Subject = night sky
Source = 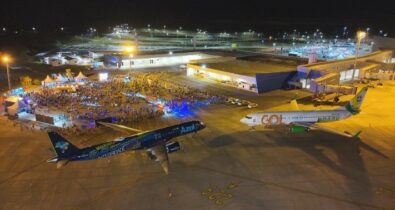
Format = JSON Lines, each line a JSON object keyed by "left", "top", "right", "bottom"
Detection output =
{"left": 1, "top": 0, "right": 395, "bottom": 33}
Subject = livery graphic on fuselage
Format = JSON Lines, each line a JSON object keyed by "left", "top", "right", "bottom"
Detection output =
{"left": 252, "top": 110, "right": 345, "bottom": 126}
{"left": 55, "top": 141, "right": 69, "bottom": 153}
{"left": 47, "top": 120, "right": 206, "bottom": 173}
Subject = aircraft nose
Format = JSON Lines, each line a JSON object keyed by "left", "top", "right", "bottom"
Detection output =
{"left": 199, "top": 121, "right": 206, "bottom": 129}
{"left": 240, "top": 118, "right": 247, "bottom": 125}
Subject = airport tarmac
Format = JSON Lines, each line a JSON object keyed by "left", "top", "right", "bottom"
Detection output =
{"left": 1, "top": 80, "right": 395, "bottom": 210}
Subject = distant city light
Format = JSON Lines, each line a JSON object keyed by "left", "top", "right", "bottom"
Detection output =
{"left": 3, "top": 55, "right": 10, "bottom": 63}
{"left": 357, "top": 31, "right": 367, "bottom": 40}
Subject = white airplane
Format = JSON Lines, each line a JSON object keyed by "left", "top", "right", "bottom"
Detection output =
{"left": 240, "top": 86, "right": 368, "bottom": 138}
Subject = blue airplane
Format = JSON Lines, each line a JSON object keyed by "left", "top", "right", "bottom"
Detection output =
{"left": 47, "top": 120, "right": 206, "bottom": 174}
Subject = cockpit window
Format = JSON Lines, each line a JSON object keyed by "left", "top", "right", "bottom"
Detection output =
{"left": 245, "top": 116, "right": 252, "bottom": 119}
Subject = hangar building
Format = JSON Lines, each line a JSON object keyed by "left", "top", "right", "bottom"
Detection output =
{"left": 187, "top": 57, "right": 297, "bottom": 93}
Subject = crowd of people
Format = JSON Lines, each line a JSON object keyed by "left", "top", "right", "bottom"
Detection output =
{"left": 128, "top": 72, "right": 225, "bottom": 107}
{"left": 21, "top": 72, "right": 225, "bottom": 131}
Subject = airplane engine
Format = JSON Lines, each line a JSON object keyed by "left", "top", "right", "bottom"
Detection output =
{"left": 146, "top": 142, "right": 181, "bottom": 161}
{"left": 147, "top": 151, "right": 158, "bottom": 161}
{"left": 166, "top": 141, "right": 181, "bottom": 153}
{"left": 289, "top": 126, "right": 309, "bottom": 133}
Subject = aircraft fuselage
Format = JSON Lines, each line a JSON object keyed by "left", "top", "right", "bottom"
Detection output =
{"left": 64, "top": 121, "right": 205, "bottom": 161}
{"left": 240, "top": 110, "right": 352, "bottom": 127}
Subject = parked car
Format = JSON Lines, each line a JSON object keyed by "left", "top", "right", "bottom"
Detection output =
{"left": 226, "top": 97, "right": 237, "bottom": 104}
{"left": 237, "top": 100, "right": 249, "bottom": 106}
{"left": 247, "top": 103, "right": 258, "bottom": 108}
{"left": 231, "top": 98, "right": 240, "bottom": 104}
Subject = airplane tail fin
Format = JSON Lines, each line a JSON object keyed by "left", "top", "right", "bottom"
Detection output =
{"left": 353, "top": 130, "right": 362, "bottom": 138}
{"left": 47, "top": 132, "right": 80, "bottom": 159}
{"left": 290, "top": 99, "right": 300, "bottom": 111}
{"left": 344, "top": 130, "right": 362, "bottom": 138}
{"left": 344, "top": 86, "right": 368, "bottom": 115}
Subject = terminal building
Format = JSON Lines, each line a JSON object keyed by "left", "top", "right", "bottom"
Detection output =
{"left": 186, "top": 50, "right": 395, "bottom": 94}
{"left": 297, "top": 50, "right": 395, "bottom": 93}
{"left": 187, "top": 57, "right": 299, "bottom": 93}
{"left": 115, "top": 49, "right": 394, "bottom": 95}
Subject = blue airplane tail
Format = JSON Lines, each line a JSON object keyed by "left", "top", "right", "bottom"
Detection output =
{"left": 48, "top": 132, "right": 80, "bottom": 159}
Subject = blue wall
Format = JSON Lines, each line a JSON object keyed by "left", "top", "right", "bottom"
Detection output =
{"left": 297, "top": 69, "right": 325, "bottom": 80}
{"left": 309, "top": 70, "right": 325, "bottom": 79}
{"left": 297, "top": 71, "right": 308, "bottom": 79}
{"left": 256, "top": 71, "right": 297, "bottom": 93}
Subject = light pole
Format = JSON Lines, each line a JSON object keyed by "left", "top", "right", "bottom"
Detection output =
{"left": 128, "top": 54, "right": 134, "bottom": 69}
{"left": 354, "top": 31, "right": 366, "bottom": 80}
{"left": 3, "top": 55, "right": 11, "bottom": 90}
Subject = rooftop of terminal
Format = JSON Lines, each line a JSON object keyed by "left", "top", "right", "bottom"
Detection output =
{"left": 188, "top": 57, "right": 297, "bottom": 76}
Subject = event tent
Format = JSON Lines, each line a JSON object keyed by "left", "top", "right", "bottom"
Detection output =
{"left": 75, "top": 71, "right": 88, "bottom": 81}
{"left": 55, "top": 74, "right": 68, "bottom": 83}
{"left": 42, "top": 75, "right": 56, "bottom": 87}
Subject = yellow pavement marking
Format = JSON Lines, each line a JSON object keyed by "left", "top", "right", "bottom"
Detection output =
{"left": 201, "top": 182, "right": 240, "bottom": 206}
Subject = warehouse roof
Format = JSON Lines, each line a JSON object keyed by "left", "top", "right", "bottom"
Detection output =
{"left": 188, "top": 59, "right": 296, "bottom": 76}
{"left": 299, "top": 50, "right": 392, "bottom": 70}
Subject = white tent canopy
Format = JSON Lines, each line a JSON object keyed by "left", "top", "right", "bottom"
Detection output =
{"left": 42, "top": 75, "right": 56, "bottom": 87}
{"left": 55, "top": 74, "right": 68, "bottom": 82}
{"left": 75, "top": 71, "right": 88, "bottom": 81}
{"left": 43, "top": 75, "right": 54, "bottom": 83}
{"left": 5, "top": 96, "right": 20, "bottom": 116}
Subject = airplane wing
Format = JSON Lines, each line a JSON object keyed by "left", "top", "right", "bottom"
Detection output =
{"left": 98, "top": 122, "right": 143, "bottom": 133}
{"left": 311, "top": 125, "right": 361, "bottom": 138}
{"left": 291, "top": 122, "right": 361, "bottom": 138}
{"left": 147, "top": 142, "right": 170, "bottom": 174}
{"left": 292, "top": 122, "right": 315, "bottom": 128}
